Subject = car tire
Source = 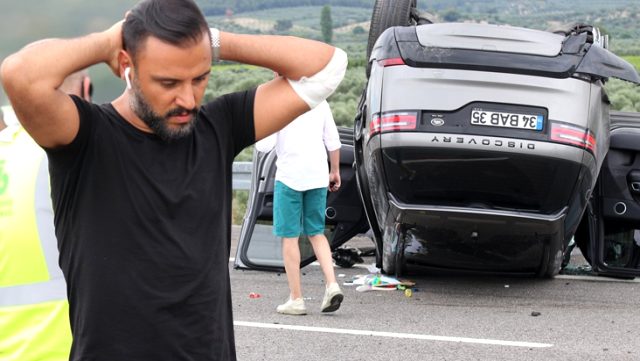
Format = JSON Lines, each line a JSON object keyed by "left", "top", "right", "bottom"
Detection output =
{"left": 539, "top": 248, "right": 563, "bottom": 278}
{"left": 381, "top": 239, "right": 396, "bottom": 276}
{"left": 394, "top": 231, "right": 407, "bottom": 278}
{"left": 354, "top": 137, "right": 384, "bottom": 267}
{"left": 381, "top": 224, "right": 408, "bottom": 276}
{"left": 365, "top": 0, "right": 417, "bottom": 78}
{"left": 574, "top": 212, "right": 592, "bottom": 264}
{"left": 561, "top": 241, "right": 574, "bottom": 269}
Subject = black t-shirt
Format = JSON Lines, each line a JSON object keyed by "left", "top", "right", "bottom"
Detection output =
{"left": 46, "top": 90, "right": 256, "bottom": 361}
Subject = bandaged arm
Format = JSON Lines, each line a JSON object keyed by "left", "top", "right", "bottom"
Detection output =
{"left": 286, "top": 48, "right": 348, "bottom": 109}
{"left": 209, "top": 29, "right": 346, "bottom": 109}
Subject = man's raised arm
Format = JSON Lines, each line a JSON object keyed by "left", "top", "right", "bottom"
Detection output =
{"left": 0, "top": 21, "right": 123, "bottom": 148}
{"left": 217, "top": 32, "right": 347, "bottom": 141}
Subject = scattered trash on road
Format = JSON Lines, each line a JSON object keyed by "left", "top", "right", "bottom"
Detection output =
{"left": 332, "top": 248, "right": 364, "bottom": 268}
{"left": 366, "top": 263, "right": 381, "bottom": 273}
{"left": 345, "top": 274, "right": 416, "bottom": 294}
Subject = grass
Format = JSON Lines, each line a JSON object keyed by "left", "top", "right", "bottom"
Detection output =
{"left": 623, "top": 56, "right": 640, "bottom": 71}
{"left": 206, "top": 5, "right": 370, "bottom": 50}
{"left": 210, "top": 6, "right": 371, "bottom": 30}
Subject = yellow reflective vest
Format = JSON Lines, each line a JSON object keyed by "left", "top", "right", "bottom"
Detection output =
{"left": 0, "top": 123, "right": 71, "bottom": 361}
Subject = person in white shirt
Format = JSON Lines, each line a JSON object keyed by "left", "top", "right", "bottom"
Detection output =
{"left": 255, "top": 100, "right": 344, "bottom": 315}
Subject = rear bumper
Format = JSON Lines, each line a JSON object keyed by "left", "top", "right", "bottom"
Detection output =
{"left": 374, "top": 131, "right": 594, "bottom": 215}
{"left": 385, "top": 194, "right": 567, "bottom": 273}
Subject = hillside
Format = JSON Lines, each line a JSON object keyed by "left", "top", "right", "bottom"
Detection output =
{"left": 205, "top": 0, "right": 640, "bottom": 55}
{"left": 2, "top": 0, "right": 639, "bottom": 60}
{"left": 0, "top": 0, "right": 138, "bottom": 104}
{"left": 0, "top": 0, "right": 639, "bottom": 105}
{"left": 198, "top": 0, "right": 373, "bottom": 15}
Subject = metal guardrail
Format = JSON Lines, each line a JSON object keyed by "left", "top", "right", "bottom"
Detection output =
{"left": 232, "top": 161, "right": 253, "bottom": 190}
{"left": 232, "top": 114, "right": 640, "bottom": 190}
{"left": 232, "top": 126, "right": 354, "bottom": 191}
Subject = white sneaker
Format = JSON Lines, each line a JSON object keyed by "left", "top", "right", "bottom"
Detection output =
{"left": 276, "top": 297, "right": 307, "bottom": 315}
{"left": 321, "top": 283, "right": 344, "bottom": 313}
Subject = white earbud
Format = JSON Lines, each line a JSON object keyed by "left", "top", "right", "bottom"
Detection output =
{"left": 124, "top": 67, "right": 132, "bottom": 90}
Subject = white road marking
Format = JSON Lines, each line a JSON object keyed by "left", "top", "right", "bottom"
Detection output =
{"left": 234, "top": 321, "right": 552, "bottom": 348}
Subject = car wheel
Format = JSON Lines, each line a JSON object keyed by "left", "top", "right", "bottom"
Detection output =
{"left": 574, "top": 212, "right": 592, "bottom": 264}
{"left": 394, "top": 231, "right": 407, "bottom": 278}
{"left": 381, "top": 224, "right": 408, "bottom": 276}
{"left": 365, "top": 0, "right": 417, "bottom": 78}
{"left": 354, "top": 136, "right": 384, "bottom": 267}
{"left": 539, "top": 248, "right": 563, "bottom": 278}
{"left": 561, "top": 238, "right": 576, "bottom": 269}
{"left": 381, "top": 241, "right": 396, "bottom": 276}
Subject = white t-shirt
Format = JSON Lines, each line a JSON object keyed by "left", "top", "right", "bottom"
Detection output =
{"left": 255, "top": 101, "right": 341, "bottom": 191}
{"left": 1, "top": 105, "right": 20, "bottom": 128}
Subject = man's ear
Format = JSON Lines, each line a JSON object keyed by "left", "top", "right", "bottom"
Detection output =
{"left": 118, "top": 50, "right": 133, "bottom": 87}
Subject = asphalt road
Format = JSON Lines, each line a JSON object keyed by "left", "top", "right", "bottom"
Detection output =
{"left": 229, "top": 227, "right": 640, "bottom": 361}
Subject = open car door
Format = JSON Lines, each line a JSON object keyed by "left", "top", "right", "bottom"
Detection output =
{"left": 577, "top": 111, "right": 640, "bottom": 278}
{"left": 234, "top": 127, "right": 370, "bottom": 272}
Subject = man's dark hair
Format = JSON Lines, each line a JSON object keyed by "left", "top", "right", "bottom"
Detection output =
{"left": 123, "top": 0, "right": 209, "bottom": 61}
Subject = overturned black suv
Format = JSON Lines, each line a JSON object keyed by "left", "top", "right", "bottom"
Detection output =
{"left": 235, "top": 0, "right": 640, "bottom": 279}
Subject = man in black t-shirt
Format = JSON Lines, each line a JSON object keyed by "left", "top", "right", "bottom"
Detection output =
{"left": 0, "top": 0, "right": 347, "bottom": 360}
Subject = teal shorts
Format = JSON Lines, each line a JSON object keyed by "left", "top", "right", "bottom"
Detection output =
{"left": 273, "top": 181, "right": 327, "bottom": 237}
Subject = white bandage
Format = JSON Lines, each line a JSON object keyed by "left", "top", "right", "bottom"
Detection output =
{"left": 286, "top": 47, "right": 348, "bottom": 109}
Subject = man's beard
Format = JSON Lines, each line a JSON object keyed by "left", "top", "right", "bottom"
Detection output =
{"left": 130, "top": 84, "right": 199, "bottom": 142}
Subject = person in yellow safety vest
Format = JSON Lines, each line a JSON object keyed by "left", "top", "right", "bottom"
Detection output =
{"left": 0, "top": 70, "right": 92, "bottom": 361}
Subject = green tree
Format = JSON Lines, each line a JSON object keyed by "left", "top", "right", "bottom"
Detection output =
{"left": 320, "top": 5, "right": 333, "bottom": 44}
{"left": 442, "top": 9, "right": 461, "bottom": 22}
{"left": 274, "top": 19, "right": 293, "bottom": 32}
{"left": 232, "top": 190, "right": 249, "bottom": 225}
{"left": 352, "top": 25, "right": 365, "bottom": 35}
{"left": 606, "top": 79, "right": 640, "bottom": 112}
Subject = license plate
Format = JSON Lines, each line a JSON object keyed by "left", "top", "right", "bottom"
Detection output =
{"left": 471, "top": 109, "right": 544, "bottom": 131}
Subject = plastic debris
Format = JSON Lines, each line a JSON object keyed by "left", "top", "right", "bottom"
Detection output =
{"left": 248, "top": 292, "right": 261, "bottom": 299}
{"left": 356, "top": 284, "right": 396, "bottom": 292}
{"left": 366, "top": 263, "right": 381, "bottom": 273}
{"left": 332, "top": 248, "right": 364, "bottom": 268}
{"left": 531, "top": 311, "right": 541, "bottom": 317}
{"left": 404, "top": 288, "right": 413, "bottom": 298}
{"left": 351, "top": 274, "right": 416, "bottom": 292}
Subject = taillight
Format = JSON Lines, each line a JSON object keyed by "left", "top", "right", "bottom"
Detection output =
{"left": 550, "top": 122, "right": 596, "bottom": 154}
{"left": 370, "top": 112, "right": 418, "bottom": 135}
{"left": 378, "top": 57, "right": 405, "bottom": 67}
